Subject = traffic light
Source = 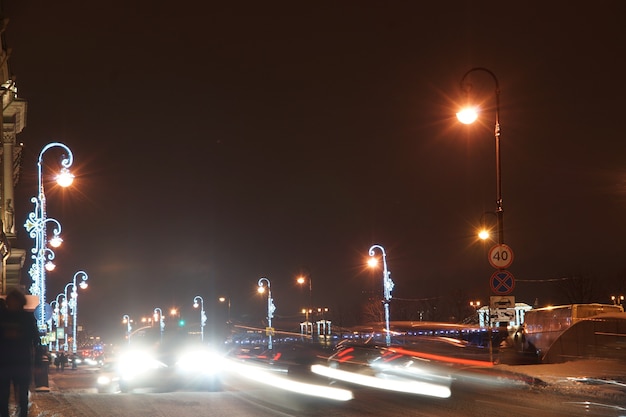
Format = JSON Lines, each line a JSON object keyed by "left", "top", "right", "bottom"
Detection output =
{"left": 178, "top": 319, "right": 185, "bottom": 327}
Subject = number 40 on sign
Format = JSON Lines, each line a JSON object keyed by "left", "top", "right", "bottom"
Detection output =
{"left": 488, "top": 244, "right": 514, "bottom": 269}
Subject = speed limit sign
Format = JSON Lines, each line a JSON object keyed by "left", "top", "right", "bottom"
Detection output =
{"left": 488, "top": 244, "right": 514, "bottom": 269}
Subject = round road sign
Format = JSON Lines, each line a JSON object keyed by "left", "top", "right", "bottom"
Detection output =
{"left": 490, "top": 270, "right": 515, "bottom": 295}
{"left": 488, "top": 244, "right": 514, "bottom": 269}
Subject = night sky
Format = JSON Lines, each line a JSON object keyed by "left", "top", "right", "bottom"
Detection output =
{"left": 3, "top": 1, "right": 626, "bottom": 340}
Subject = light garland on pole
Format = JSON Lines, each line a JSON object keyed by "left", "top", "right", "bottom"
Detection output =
{"left": 24, "top": 142, "right": 75, "bottom": 331}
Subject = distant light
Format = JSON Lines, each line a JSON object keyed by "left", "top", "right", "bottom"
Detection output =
{"left": 367, "top": 257, "right": 378, "bottom": 268}
{"left": 456, "top": 107, "right": 479, "bottom": 124}
{"left": 56, "top": 168, "right": 74, "bottom": 187}
{"left": 257, "top": 286, "right": 266, "bottom": 294}
{"left": 79, "top": 281, "right": 88, "bottom": 290}
{"left": 45, "top": 261, "right": 56, "bottom": 271}
{"left": 296, "top": 276, "right": 305, "bottom": 285}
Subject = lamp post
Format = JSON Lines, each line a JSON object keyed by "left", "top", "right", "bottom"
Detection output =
{"left": 218, "top": 296, "right": 231, "bottom": 323}
{"left": 611, "top": 295, "right": 624, "bottom": 306}
{"left": 66, "top": 271, "right": 88, "bottom": 353}
{"left": 122, "top": 315, "right": 132, "bottom": 345}
{"left": 154, "top": 308, "right": 164, "bottom": 343}
{"left": 368, "top": 244, "right": 394, "bottom": 346}
{"left": 296, "top": 275, "right": 313, "bottom": 320}
{"left": 456, "top": 68, "right": 504, "bottom": 246}
{"left": 257, "top": 277, "right": 276, "bottom": 350}
{"left": 193, "top": 296, "right": 206, "bottom": 342}
{"left": 50, "top": 297, "right": 62, "bottom": 351}
{"left": 53, "top": 293, "right": 67, "bottom": 352}
{"left": 24, "top": 142, "right": 75, "bottom": 331}
{"left": 62, "top": 282, "right": 74, "bottom": 351}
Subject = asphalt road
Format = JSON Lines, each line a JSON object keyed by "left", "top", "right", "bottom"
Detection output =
{"left": 26, "top": 364, "right": 626, "bottom": 417}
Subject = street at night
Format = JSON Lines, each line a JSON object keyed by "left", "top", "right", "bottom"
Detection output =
{"left": 0, "top": 1, "right": 625, "bottom": 416}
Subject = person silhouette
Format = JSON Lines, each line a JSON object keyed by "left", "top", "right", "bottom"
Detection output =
{"left": 0, "top": 289, "right": 41, "bottom": 417}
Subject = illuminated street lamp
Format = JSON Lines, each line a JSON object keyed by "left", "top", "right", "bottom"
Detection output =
{"left": 368, "top": 244, "right": 394, "bottom": 346}
{"left": 65, "top": 271, "right": 88, "bottom": 353}
{"left": 193, "top": 295, "right": 207, "bottom": 342}
{"left": 257, "top": 277, "right": 276, "bottom": 350}
{"left": 50, "top": 294, "right": 65, "bottom": 351}
{"left": 611, "top": 295, "right": 624, "bottom": 306}
{"left": 296, "top": 275, "right": 312, "bottom": 316}
{"left": 218, "top": 296, "right": 231, "bottom": 323}
{"left": 122, "top": 314, "right": 132, "bottom": 345}
{"left": 24, "top": 142, "right": 75, "bottom": 330}
{"left": 154, "top": 308, "right": 164, "bottom": 343}
{"left": 457, "top": 68, "right": 505, "bottom": 246}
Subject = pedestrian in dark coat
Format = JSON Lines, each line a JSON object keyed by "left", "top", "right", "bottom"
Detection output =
{"left": 0, "top": 289, "right": 41, "bottom": 417}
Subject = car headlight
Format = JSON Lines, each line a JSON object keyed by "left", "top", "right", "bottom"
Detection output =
{"left": 117, "top": 351, "right": 167, "bottom": 380}
{"left": 97, "top": 375, "right": 112, "bottom": 385}
{"left": 176, "top": 349, "right": 222, "bottom": 375}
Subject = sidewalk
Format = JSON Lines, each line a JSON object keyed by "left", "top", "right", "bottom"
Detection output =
{"left": 494, "top": 358, "right": 626, "bottom": 405}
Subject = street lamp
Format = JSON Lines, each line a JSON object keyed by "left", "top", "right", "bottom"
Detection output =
{"left": 24, "top": 142, "right": 75, "bottom": 330}
{"left": 218, "top": 296, "right": 231, "bottom": 323}
{"left": 66, "top": 271, "right": 88, "bottom": 353}
{"left": 457, "top": 68, "right": 504, "bottom": 246}
{"left": 193, "top": 296, "right": 207, "bottom": 342}
{"left": 296, "top": 275, "right": 312, "bottom": 319}
{"left": 611, "top": 295, "right": 624, "bottom": 306}
{"left": 50, "top": 295, "right": 64, "bottom": 351}
{"left": 257, "top": 277, "right": 276, "bottom": 350}
{"left": 368, "top": 244, "right": 394, "bottom": 346}
{"left": 154, "top": 308, "right": 164, "bottom": 343}
{"left": 122, "top": 314, "right": 132, "bottom": 345}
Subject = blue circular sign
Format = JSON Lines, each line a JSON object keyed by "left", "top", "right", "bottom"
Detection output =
{"left": 34, "top": 303, "right": 53, "bottom": 322}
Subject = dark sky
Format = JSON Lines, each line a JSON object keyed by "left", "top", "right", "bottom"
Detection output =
{"left": 3, "top": 1, "right": 626, "bottom": 339}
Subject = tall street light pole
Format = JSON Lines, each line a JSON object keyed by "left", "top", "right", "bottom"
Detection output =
{"left": 62, "top": 282, "right": 74, "bottom": 351}
{"left": 296, "top": 275, "right": 312, "bottom": 320}
{"left": 193, "top": 295, "right": 206, "bottom": 342}
{"left": 257, "top": 277, "right": 275, "bottom": 350}
{"left": 122, "top": 315, "right": 132, "bottom": 345}
{"left": 218, "top": 296, "right": 231, "bottom": 323}
{"left": 67, "top": 270, "right": 88, "bottom": 354}
{"left": 456, "top": 67, "right": 503, "bottom": 246}
{"left": 457, "top": 68, "right": 509, "bottom": 364}
{"left": 154, "top": 308, "right": 164, "bottom": 343}
{"left": 368, "top": 244, "right": 394, "bottom": 347}
{"left": 24, "top": 142, "right": 75, "bottom": 331}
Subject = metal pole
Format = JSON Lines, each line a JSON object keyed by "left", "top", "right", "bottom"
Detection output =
{"left": 459, "top": 67, "right": 503, "bottom": 245}
{"left": 194, "top": 296, "right": 205, "bottom": 342}
{"left": 369, "top": 244, "right": 394, "bottom": 346}
{"left": 258, "top": 277, "right": 275, "bottom": 350}
{"left": 154, "top": 308, "right": 164, "bottom": 343}
{"left": 123, "top": 314, "right": 131, "bottom": 344}
{"left": 24, "top": 142, "right": 74, "bottom": 330}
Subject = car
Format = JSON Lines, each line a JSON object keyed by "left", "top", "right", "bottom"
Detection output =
{"left": 96, "top": 350, "right": 173, "bottom": 393}
{"left": 173, "top": 346, "right": 223, "bottom": 391}
{"left": 96, "top": 342, "right": 224, "bottom": 394}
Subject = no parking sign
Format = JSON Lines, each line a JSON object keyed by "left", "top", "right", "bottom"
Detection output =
{"left": 490, "top": 270, "right": 515, "bottom": 295}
